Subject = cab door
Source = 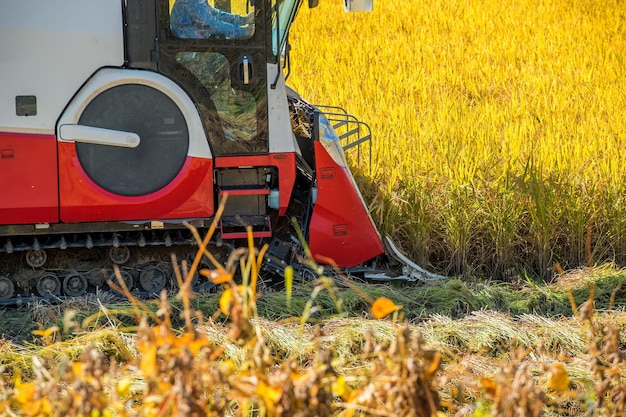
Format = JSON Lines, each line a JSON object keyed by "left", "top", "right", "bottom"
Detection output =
{"left": 159, "top": 0, "right": 268, "bottom": 158}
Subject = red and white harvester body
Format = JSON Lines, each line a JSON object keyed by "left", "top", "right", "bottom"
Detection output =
{"left": 0, "top": 0, "right": 434, "bottom": 301}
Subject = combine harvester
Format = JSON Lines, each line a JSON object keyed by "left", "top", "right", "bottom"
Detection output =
{"left": 0, "top": 0, "right": 443, "bottom": 303}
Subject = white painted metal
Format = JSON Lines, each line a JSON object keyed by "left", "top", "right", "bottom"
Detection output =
{"left": 0, "top": 0, "right": 124, "bottom": 134}
{"left": 57, "top": 68, "right": 213, "bottom": 159}
{"left": 266, "top": 63, "right": 297, "bottom": 154}
{"left": 59, "top": 125, "right": 140, "bottom": 148}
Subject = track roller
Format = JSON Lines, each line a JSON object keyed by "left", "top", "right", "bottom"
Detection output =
{"left": 25, "top": 249, "right": 47, "bottom": 268}
{"left": 86, "top": 269, "right": 107, "bottom": 288}
{"left": 170, "top": 262, "right": 200, "bottom": 288}
{"left": 109, "top": 246, "right": 130, "bottom": 265}
{"left": 139, "top": 264, "right": 168, "bottom": 293}
{"left": 0, "top": 277, "right": 15, "bottom": 300}
{"left": 109, "top": 270, "right": 134, "bottom": 293}
{"left": 63, "top": 272, "right": 88, "bottom": 296}
{"left": 36, "top": 273, "right": 61, "bottom": 296}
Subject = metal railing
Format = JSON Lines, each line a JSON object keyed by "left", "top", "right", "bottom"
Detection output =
{"left": 315, "top": 104, "right": 372, "bottom": 172}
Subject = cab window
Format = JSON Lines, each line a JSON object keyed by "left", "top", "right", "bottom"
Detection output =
{"left": 174, "top": 51, "right": 266, "bottom": 155}
{"left": 169, "top": 0, "right": 255, "bottom": 40}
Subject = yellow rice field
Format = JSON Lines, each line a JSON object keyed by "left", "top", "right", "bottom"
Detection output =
{"left": 4, "top": 3, "right": 626, "bottom": 416}
{"left": 288, "top": 0, "right": 626, "bottom": 279}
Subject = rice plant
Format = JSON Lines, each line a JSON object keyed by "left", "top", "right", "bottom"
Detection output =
{"left": 288, "top": 0, "right": 626, "bottom": 279}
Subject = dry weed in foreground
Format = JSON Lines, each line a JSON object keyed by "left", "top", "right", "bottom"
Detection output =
{"left": 463, "top": 284, "right": 626, "bottom": 417}
{"left": 475, "top": 349, "right": 546, "bottom": 417}
{"left": 0, "top": 226, "right": 446, "bottom": 417}
{"left": 571, "top": 284, "right": 626, "bottom": 416}
{"left": 2, "top": 253, "right": 626, "bottom": 416}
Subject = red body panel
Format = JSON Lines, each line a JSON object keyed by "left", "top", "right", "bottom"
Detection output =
{"left": 215, "top": 153, "right": 296, "bottom": 216}
{"left": 58, "top": 142, "right": 214, "bottom": 222}
{"left": 0, "top": 132, "right": 59, "bottom": 224}
{"left": 308, "top": 142, "right": 385, "bottom": 268}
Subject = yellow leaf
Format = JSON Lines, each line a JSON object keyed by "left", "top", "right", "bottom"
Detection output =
{"left": 13, "top": 369, "right": 21, "bottom": 386}
{"left": 285, "top": 265, "right": 293, "bottom": 309}
{"left": 219, "top": 285, "right": 244, "bottom": 315}
{"left": 332, "top": 375, "right": 348, "bottom": 399}
{"left": 140, "top": 345, "right": 158, "bottom": 378}
{"left": 371, "top": 297, "right": 402, "bottom": 319}
{"left": 14, "top": 382, "right": 36, "bottom": 404}
{"left": 425, "top": 351, "right": 441, "bottom": 376}
{"left": 220, "top": 287, "right": 236, "bottom": 315}
{"left": 256, "top": 381, "right": 282, "bottom": 408}
{"left": 178, "top": 332, "right": 208, "bottom": 356}
{"left": 32, "top": 326, "right": 59, "bottom": 338}
{"left": 481, "top": 377, "right": 497, "bottom": 397}
{"left": 547, "top": 362, "right": 570, "bottom": 392}
{"left": 219, "top": 359, "right": 236, "bottom": 377}
{"left": 72, "top": 362, "right": 84, "bottom": 377}
{"left": 200, "top": 268, "right": 232, "bottom": 285}
{"left": 116, "top": 377, "right": 133, "bottom": 398}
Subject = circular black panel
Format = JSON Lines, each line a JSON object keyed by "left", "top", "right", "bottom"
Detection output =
{"left": 76, "top": 84, "right": 189, "bottom": 196}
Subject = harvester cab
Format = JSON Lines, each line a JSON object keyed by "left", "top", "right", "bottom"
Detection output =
{"left": 0, "top": 0, "right": 441, "bottom": 302}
